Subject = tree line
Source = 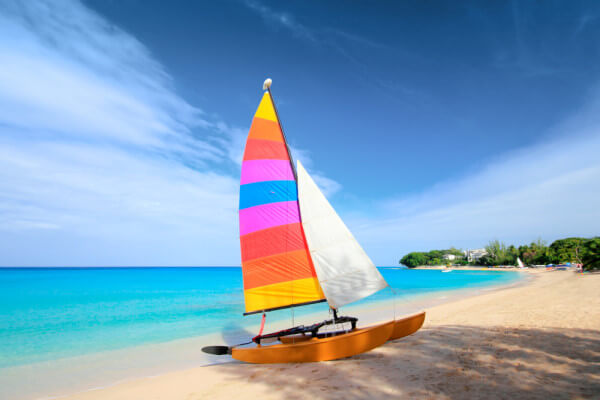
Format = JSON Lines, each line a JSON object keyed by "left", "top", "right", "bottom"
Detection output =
{"left": 399, "top": 248, "right": 467, "bottom": 269}
{"left": 399, "top": 236, "right": 600, "bottom": 271}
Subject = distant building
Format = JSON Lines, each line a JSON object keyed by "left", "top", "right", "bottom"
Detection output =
{"left": 464, "top": 248, "right": 488, "bottom": 263}
{"left": 442, "top": 254, "right": 457, "bottom": 261}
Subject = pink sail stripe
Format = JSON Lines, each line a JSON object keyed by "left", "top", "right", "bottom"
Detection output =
{"left": 240, "top": 159, "right": 294, "bottom": 185}
{"left": 239, "top": 201, "right": 300, "bottom": 235}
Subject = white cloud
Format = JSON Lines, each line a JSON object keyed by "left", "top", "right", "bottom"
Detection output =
{"left": 0, "top": 0, "right": 343, "bottom": 266}
{"left": 309, "top": 173, "right": 342, "bottom": 198}
{"left": 0, "top": 1, "right": 226, "bottom": 162}
{"left": 0, "top": 0, "right": 241, "bottom": 266}
{"left": 243, "top": 0, "right": 317, "bottom": 43}
{"left": 349, "top": 101, "right": 600, "bottom": 264}
{"left": 290, "top": 144, "right": 342, "bottom": 197}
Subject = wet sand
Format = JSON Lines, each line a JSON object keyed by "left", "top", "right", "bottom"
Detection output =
{"left": 59, "top": 270, "right": 600, "bottom": 400}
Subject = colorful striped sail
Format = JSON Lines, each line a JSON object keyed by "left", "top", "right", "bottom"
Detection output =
{"left": 239, "top": 91, "right": 325, "bottom": 315}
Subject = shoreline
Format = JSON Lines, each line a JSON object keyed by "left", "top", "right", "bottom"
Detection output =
{"left": 344, "top": 269, "right": 531, "bottom": 327}
{"left": 54, "top": 269, "right": 599, "bottom": 400}
{"left": 0, "top": 270, "right": 527, "bottom": 400}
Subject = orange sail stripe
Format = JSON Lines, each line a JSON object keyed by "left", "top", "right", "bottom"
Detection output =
{"left": 240, "top": 223, "right": 306, "bottom": 262}
{"left": 242, "top": 249, "right": 317, "bottom": 290}
{"left": 248, "top": 117, "right": 285, "bottom": 142}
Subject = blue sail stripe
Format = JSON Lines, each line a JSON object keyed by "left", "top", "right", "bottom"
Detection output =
{"left": 239, "top": 180, "right": 297, "bottom": 210}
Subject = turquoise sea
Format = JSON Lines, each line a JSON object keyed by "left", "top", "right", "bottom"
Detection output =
{"left": 0, "top": 267, "right": 522, "bottom": 370}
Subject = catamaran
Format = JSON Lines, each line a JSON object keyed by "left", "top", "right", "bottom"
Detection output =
{"left": 202, "top": 79, "right": 425, "bottom": 363}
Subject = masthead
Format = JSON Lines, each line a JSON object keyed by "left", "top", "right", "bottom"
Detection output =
{"left": 263, "top": 78, "right": 272, "bottom": 91}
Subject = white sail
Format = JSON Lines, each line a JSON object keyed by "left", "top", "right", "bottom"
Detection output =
{"left": 517, "top": 257, "right": 525, "bottom": 268}
{"left": 297, "top": 160, "right": 388, "bottom": 309}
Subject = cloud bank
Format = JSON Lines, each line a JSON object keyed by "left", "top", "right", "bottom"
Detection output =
{"left": 0, "top": 0, "right": 343, "bottom": 266}
{"left": 0, "top": 0, "right": 240, "bottom": 266}
{"left": 351, "top": 94, "right": 600, "bottom": 264}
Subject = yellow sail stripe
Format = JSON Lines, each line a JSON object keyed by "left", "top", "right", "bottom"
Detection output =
{"left": 254, "top": 92, "right": 278, "bottom": 122}
{"left": 243, "top": 277, "right": 325, "bottom": 313}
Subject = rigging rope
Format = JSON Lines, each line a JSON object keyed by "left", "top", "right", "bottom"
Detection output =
{"left": 390, "top": 287, "right": 398, "bottom": 321}
{"left": 258, "top": 312, "right": 266, "bottom": 336}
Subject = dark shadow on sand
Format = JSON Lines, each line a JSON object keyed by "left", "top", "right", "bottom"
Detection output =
{"left": 212, "top": 325, "right": 600, "bottom": 399}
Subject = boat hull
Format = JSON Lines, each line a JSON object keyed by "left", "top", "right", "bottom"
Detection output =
{"left": 278, "top": 311, "right": 426, "bottom": 345}
{"left": 389, "top": 311, "right": 426, "bottom": 340}
{"left": 231, "top": 320, "right": 394, "bottom": 363}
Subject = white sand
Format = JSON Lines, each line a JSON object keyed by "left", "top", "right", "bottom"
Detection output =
{"left": 57, "top": 270, "right": 600, "bottom": 400}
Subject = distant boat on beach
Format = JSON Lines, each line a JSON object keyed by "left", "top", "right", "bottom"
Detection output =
{"left": 202, "top": 79, "right": 425, "bottom": 363}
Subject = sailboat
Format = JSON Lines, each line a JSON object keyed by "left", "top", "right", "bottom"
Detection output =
{"left": 202, "top": 79, "right": 425, "bottom": 363}
{"left": 517, "top": 257, "right": 525, "bottom": 268}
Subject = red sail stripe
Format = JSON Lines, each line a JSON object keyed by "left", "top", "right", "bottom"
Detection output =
{"left": 240, "top": 223, "right": 306, "bottom": 262}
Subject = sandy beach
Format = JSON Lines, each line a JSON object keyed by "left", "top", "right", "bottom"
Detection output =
{"left": 56, "top": 270, "right": 599, "bottom": 400}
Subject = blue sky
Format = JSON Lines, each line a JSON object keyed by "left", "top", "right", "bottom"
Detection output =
{"left": 1, "top": 0, "right": 599, "bottom": 266}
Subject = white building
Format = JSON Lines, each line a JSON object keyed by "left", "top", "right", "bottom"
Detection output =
{"left": 442, "top": 254, "right": 457, "bottom": 261}
{"left": 464, "top": 248, "right": 488, "bottom": 263}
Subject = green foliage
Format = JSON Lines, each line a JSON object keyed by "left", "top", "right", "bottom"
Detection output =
{"left": 399, "top": 249, "right": 467, "bottom": 268}
{"left": 477, "top": 240, "right": 518, "bottom": 266}
{"left": 400, "top": 252, "right": 429, "bottom": 268}
{"left": 447, "top": 247, "right": 464, "bottom": 256}
{"left": 400, "top": 236, "right": 600, "bottom": 269}
{"left": 582, "top": 238, "right": 600, "bottom": 271}
{"left": 549, "top": 238, "right": 585, "bottom": 264}
{"left": 477, "top": 237, "right": 585, "bottom": 266}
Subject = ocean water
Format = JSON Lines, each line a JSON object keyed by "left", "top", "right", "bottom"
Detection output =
{"left": 0, "top": 267, "right": 521, "bottom": 370}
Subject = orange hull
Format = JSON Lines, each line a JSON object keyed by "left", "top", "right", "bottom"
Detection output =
{"left": 279, "top": 311, "right": 426, "bottom": 345}
{"left": 389, "top": 311, "right": 426, "bottom": 340}
{"left": 231, "top": 312, "right": 426, "bottom": 364}
{"left": 231, "top": 320, "right": 394, "bottom": 363}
